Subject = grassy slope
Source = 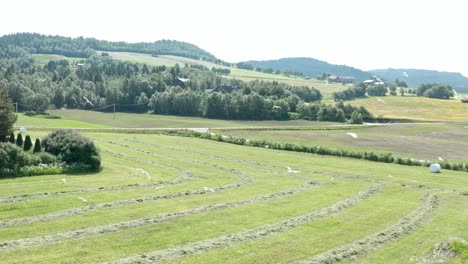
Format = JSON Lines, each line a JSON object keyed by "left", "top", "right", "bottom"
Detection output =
{"left": 0, "top": 133, "right": 466, "bottom": 263}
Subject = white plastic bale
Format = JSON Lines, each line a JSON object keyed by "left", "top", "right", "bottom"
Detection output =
{"left": 429, "top": 163, "right": 441, "bottom": 173}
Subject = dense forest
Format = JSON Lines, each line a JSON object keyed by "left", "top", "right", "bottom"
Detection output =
{"left": 245, "top": 57, "right": 372, "bottom": 81}
{"left": 0, "top": 33, "right": 374, "bottom": 123}
{"left": 0, "top": 33, "right": 218, "bottom": 62}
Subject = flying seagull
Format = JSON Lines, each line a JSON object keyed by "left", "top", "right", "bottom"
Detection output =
{"left": 83, "top": 96, "right": 94, "bottom": 107}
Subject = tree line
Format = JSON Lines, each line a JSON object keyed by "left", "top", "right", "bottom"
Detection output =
{"left": 0, "top": 33, "right": 217, "bottom": 62}
{"left": 1, "top": 54, "right": 348, "bottom": 121}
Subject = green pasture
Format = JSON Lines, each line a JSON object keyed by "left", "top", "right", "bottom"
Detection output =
{"left": 0, "top": 132, "right": 466, "bottom": 263}
{"left": 15, "top": 109, "right": 336, "bottom": 129}
{"left": 31, "top": 54, "right": 86, "bottom": 65}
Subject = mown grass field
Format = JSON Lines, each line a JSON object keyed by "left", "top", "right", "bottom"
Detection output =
{"left": 350, "top": 96, "right": 468, "bottom": 122}
{"left": 0, "top": 131, "right": 467, "bottom": 263}
{"left": 218, "top": 123, "right": 468, "bottom": 163}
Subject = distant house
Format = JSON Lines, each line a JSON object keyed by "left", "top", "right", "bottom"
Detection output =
{"left": 76, "top": 63, "right": 85, "bottom": 67}
{"left": 461, "top": 98, "right": 468, "bottom": 103}
{"left": 174, "top": 78, "right": 189, "bottom": 88}
{"left": 206, "top": 85, "right": 241, "bottom": 94}
{"left": 363, "top": 79, "right": 385, "bottom": 86}
{"left": 328, "top": 75, "right": 355, "bottom": 84}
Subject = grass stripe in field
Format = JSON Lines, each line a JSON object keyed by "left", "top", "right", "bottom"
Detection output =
{"left": 0, "top": 181, "right": 368, "bottom": 263}
{"left": 170, "top": 187, "right": 425, "bottom": 264}
{"left": 0, "top": 180, "right": 318, "bottom": 251}
{"left": 105, "top": 184, "right": 383, "bottom": 264}
{"left": 348, "top": 193, "right": 467, "bottom": 264}
{"left": 294, "top": 194, "right": 439, "bottom": 264}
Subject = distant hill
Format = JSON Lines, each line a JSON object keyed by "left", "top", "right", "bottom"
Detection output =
{"left": 369, "top": 69, "right": 468, "bottom": 92}
{"left": 245, "top": 57, "right": 372, "bottom": 81}
{"left": 0, "top": 33, "right": 217, "bottom": 61}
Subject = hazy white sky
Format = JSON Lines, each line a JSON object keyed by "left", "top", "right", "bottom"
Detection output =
{"left": 1, "top": 0, "right": 467, "bottom": 76}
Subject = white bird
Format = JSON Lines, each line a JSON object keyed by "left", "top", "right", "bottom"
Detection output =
{"left": 203, "top": 187, "right": 215, "bottom": 192}
{"left": 438, "top": 157, "right": 444, "bottom": 162}
{"left": 286, "top": 166, "right": 299, "bottom": 173}
{"left": 77, "top": 196, "right": 88, "bottom": 202}
{"left": 346, "top": 132, "right": 358, "bottom": 139}
{"left": 61, "top": 178, "right": 66, "bottom": 184}
{"left": 376, "top": 97, "right": 387, "bottom": 104}
{"left": 265, "top": 145, "right": 269, "bottom": 148}
{"left": 83, "top": 96, "right": 95, "bottom": 107}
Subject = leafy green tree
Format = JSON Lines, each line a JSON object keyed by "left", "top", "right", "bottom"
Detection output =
{"left": 27, "top": 94, "right": 50, "bottom": 114}
{"left": 16, "top": 133, "right": 23, "bottom": 147}
{"left": 0, "top": 84, "right": 17, "bottom": 142}
{"left": 33, "top": 138, "right": 42, "bottom": 153}
{"left": 23, "top": 135, "right": 33, "bottom": 151}
{"left": 349, "top": 110, "right": 363, "bottom": 124}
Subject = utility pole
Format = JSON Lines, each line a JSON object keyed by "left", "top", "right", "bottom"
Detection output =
{"left": 113, "top": 104, "right": 116, "bottom": 119}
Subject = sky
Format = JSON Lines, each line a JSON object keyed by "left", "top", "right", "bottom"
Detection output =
{"left": 1, "top": 0, "right": 467, "bottom": 76}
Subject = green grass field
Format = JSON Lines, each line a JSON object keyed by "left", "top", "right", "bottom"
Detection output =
{"left": 31, "top": 54, "right": 86, "bottom": 65}
{"left": 0, "top": 132, "right": 466, "bottom": 263}
{"left": 15, "top": 109, "right": 338, "bottom": 130}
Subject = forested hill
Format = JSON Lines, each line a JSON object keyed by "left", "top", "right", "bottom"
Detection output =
{"left": 369, "top": 69, "right": 468, "bottom": 92}
{"left": 0, "top": 33, "right": 218, "bottom": 61}
{"left": 245, "top": 57, "right": 372, "bottom": 81}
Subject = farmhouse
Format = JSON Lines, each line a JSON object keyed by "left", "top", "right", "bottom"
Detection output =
{"left": 174, "top": 78, "right": 189, "bottom": 88}
{"left": 328, "top": 75, "right": 356, "bottom": 84}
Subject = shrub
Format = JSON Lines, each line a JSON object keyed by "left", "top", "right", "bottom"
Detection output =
{"left": 42, "top": 129, "right": 101, "bottom": 170}
{"left": 9, "top": 132, "right": 15, "bottom": 144}
{"left": 33, "top": 138, "right": 42, "bottom": 153}
{"left": 16, "top": 133, "right": 23, "bottom": 147}
{"left": 0, "top": 143, "right": 30, "bottom": 172}
{"left": 23, "top": 135, "right": 33, "bottom": 151}
{"left": 38, "top": 152, "right": 58, "bottom": 164}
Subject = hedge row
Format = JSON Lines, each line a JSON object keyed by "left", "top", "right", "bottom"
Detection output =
{"left": 166, "top": 130, "right": 467, "bottom": 172}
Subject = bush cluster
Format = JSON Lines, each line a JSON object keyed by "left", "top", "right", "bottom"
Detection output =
{"left": 0, "top": 143, "right": 57, "bottom": 175}
{"left": 42, "top": 129, "right": 101, "bottom": 170}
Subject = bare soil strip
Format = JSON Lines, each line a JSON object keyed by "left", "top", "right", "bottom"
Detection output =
{"left": 294, "top": 193, "right": 439, "bottom": 264}
{"left": 0, "top": 181, "right": 318, "bottom": 251}
{"left": 105, "top": 184, "right": 383, "bottom": 264}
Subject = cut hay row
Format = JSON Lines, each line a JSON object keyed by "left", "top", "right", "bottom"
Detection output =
{"left": 295, "top": 194, "right": 439, "bottom": 264}
{"left": 105, "top": 184, "right": 383, "bottom": 264}
{"left": 0, "top": 181, "right": 319, "bottom": 252}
